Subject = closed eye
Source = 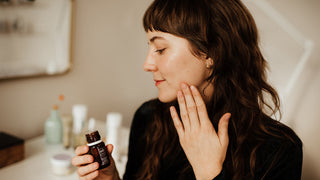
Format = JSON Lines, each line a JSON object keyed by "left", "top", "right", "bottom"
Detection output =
{"left": 155, "top": 48, "right": 166, "bottom": 55}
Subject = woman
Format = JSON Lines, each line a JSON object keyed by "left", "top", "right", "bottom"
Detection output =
{"left": 72, "top": 0, "right": 302, "bottom": 179}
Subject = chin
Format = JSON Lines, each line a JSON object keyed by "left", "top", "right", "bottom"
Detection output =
{"left": 158, "top": 93, "right": 177, "bottom": 103}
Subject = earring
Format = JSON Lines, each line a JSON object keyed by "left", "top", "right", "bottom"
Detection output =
{"left": 206, "top": 60, "right": 213, "bottom": 68}
{"left": 206, "top": 62, "right": 210, "bottom": 68}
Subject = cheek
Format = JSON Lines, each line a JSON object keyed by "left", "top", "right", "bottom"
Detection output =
{"left": 163, "top": 59, "right": 186, "bottom": 85}
{"left": 167, "top": 61, "right": 207, "bottom": 86}
{"left": 161, "top": 50, "right": 207, "bottom": 87}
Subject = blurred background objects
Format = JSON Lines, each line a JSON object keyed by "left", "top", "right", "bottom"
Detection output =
{"left": 0, "top": 0, "right": 319, "bottom": 179}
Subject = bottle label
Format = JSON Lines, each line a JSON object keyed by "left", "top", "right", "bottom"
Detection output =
{"left": 98, "top": 148, "right": 109, "bottom": 165}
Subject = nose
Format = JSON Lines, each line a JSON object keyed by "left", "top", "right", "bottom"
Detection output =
{"left": 143, "top": 51, "right": 157, "bottom": 72}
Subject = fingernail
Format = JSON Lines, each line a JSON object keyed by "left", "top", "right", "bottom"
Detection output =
{"left": 170, "top": 106, "right": 175, "bottom": 112}
{"left": 94, "top": 162, "right": 100, "bottom": 169}
{"left": 88, "top": 156, "right": 94, "bottom": 162}
{"left": 190, "top": 85, "right": 196, "bottom": 91}
{"left": 181, "top": 83, "right": 188, "bottom": 89}
{"left": 225, "top": 113, "right": 231, "bottom": 120}
{"left": 177, "top": 90, "right": 183, "bottom": 97}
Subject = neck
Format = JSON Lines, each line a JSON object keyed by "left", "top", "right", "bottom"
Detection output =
{"left": 201, "top": 82, "right": 214, "bottom": 104}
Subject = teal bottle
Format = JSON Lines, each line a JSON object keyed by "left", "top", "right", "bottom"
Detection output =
{"left": 45, "top": 105, "right": 63, "bottom": 144}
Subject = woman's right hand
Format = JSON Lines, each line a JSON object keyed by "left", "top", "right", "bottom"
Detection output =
{"left": 71, "top": 144, "right": 119, "bottom": 180}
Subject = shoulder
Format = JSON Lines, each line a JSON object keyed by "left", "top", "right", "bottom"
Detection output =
{"left": 133, "top": 99, "right": 158, "bottom": 121}
{"left": 258, "top": 131, "right": 302, "bottom": 162}
{"left": 130, "top": 99, "right": 159, "bottom": 130}
{"left": 263, "top": 118, "right": 302, "bottom": 149}
{"left": 255, "top": 118, "right": 303, "bottom": 178}
{"left": 134, "top": 99, "right": 157, "bottom": 116}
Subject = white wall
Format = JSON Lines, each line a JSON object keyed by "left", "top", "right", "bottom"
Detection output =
{"left": 0, "top": 0, "right": 319, "bottom": 179}
{"left": 246, "top": 1, "right": 320, "bottom": 179}
{"left": 0, "top": 0, "right": 156, "bottom": 138}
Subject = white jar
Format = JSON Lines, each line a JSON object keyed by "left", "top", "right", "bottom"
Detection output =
{"left": 50, "top": 153, "right": 73, "bottom": 176}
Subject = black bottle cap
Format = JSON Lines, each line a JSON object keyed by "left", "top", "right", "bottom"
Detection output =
{"left": 85, "top": 130, "right": 101, "bottom": 143}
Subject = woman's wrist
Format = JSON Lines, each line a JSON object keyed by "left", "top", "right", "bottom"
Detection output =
{"left": 112, "top": 170, "right": 120, "bottom": 180}
{"left": 97, "top": 163, "right": 120, "bottom": 180}
{"left": 194, "top": 165, "right": 223, "bottom": 180}
{"left": 101, "top": 172, "right": 120, "bottom": 180}
{"left": 105, "top": 169, "right": 120, "bottom": 180}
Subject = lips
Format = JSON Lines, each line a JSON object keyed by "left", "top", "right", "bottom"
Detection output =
{"left": 154, "top": 79, "right": 165, "bottom": 86}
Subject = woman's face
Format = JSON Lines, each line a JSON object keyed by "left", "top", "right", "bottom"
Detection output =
{"left": 143, "top": 31, "right": 213, "bottom": 103}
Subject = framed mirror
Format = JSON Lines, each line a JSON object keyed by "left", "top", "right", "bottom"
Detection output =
{"left": 0, "top": 0, "right": 73, "bottom": 80}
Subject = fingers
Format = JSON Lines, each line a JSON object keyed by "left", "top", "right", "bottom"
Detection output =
{"left": 181, "top": 83, "right": 200, "bottom": 129}
{"left": 73, "top": 144, "right": 117, "bottom": 179}
{"left": 77, "top": 162, "right": 99, "bottom": 176}
{"left": 75, "top": 145, "right": 89, "bottom": 156}
{"left": 72, "top": 153, "right": 98, "bottom": 179}
{"left": 190, "top": 85, "right": 210, "bottom": 126}
{"left": 106, "top": 144, "right": 116, "bottom": 164}
{"left": 177, "top": 90, "right": 191, "bottom": 131}
{"left": 176, "top": 83, "right": 211, "bottom": 132}
{"left": 106, "top": 144, "right": 114, "bottom": 154}
{"left": 170, "top": 106, "right": 184, "bottom": 136}
{"left": 218, "top": 113, "right": 231, "bottom": 148}
{"left": 72, "top": 154, "right": 94, "bottom": 167}
{"left": 79, "top": 170, "right": 99, "bottom": 180}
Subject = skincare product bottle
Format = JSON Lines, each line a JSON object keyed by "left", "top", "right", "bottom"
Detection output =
{"left": 88, "top": 118, "right": 96, "bottom": 132}
{"left": 61, "top": 114, "right": 72, "bottom": 148}
{"left": 106, "top": 112, "right": 122, "bottom": 161}
{"left": 86, "top": 130, "right": 110, "bottom": 169}
{"left": 45, "top": 105, "right": 63, "bottom": 144}
{"left": 72, "top": 104, "right": 87, "bottom": 149}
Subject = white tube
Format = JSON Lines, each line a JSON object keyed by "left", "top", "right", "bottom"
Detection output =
{"left": 106, "top": 112, "right": 122, "bottom": 161}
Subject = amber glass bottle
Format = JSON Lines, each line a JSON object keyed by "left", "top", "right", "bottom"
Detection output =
{"left": 85, "top": 131, "right": 110, "bottom": 169}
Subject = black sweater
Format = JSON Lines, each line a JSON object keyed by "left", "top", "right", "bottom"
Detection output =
{"left": 123, "top": 100, "right": 302, "bottom": 180}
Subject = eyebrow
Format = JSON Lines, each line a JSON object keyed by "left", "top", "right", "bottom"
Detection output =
{"left": 148, "top": 36, "right": 165, "bottom": 43}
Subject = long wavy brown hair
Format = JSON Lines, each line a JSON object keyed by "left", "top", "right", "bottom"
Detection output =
{"left": 136, "top": 0, "right": 300, "bottom": 179}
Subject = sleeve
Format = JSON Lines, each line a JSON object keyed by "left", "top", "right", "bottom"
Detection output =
{"left": 258, "top": 140, "right": 303, "bottom": 180}
{"left": 122, "top": 101, "right": 154, "bottom": 180}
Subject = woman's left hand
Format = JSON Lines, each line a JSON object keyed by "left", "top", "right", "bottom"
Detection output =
{"left": 170, "top": 83, "right": 231, "bottom": 180}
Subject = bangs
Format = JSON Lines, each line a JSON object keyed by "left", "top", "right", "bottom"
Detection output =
{"left": 143, "top": 0, "right": 206, "bottom": 37}
{"left": 143, "top": 0, "right": 210, "bottom": 57}
{"left": 143, "top": 0, "right": 178, "bottom": 33}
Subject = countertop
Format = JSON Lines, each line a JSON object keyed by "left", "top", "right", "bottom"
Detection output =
{"left": 0, "top": 127, "right": 129, "bottom": 180}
